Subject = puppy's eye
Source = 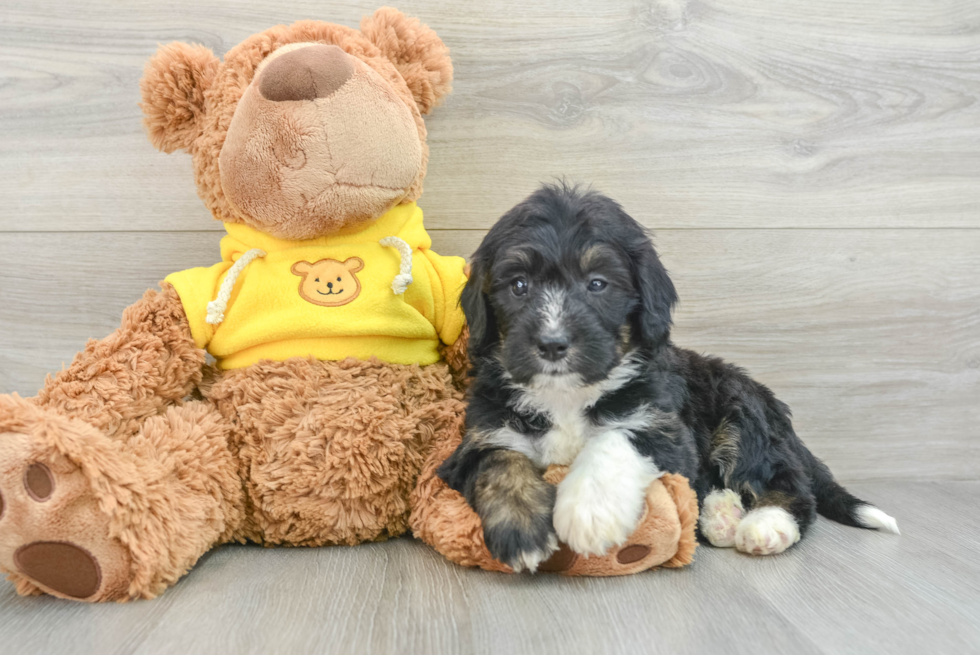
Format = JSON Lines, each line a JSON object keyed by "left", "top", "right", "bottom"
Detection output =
{"left": 588, "top": 278, "right": 608, "bottom": 292}
{"left": 511, "top": 277, "right": 529, "bottom": 296}
{"left": 315, "top": 278, "right": 320, "bottom": 282}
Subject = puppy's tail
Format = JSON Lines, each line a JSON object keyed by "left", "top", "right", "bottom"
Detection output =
{"left": 808, "top": 454, "right": 900, "bottom": 535}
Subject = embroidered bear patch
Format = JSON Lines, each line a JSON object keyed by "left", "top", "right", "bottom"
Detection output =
{"left": 291, "top": 258, "right": 364, "bottom": 307}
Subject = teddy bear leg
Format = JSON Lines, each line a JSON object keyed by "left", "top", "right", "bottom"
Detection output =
{"left": 35, "top": 283, "right": 205, "bottom": 441}
{"left": 0, "top": 396, "right": 244, "bottom": 601}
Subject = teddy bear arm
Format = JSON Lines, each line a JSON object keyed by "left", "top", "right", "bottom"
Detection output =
{"left": 35, "top": 282, "right": 205, "bottom": 438}
{"left": 437, "top": 325, "right": 470, "bottom": 391}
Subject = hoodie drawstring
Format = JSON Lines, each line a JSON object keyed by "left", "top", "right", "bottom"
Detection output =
{"left": 379, "top": 236, "right": 413, "bottom": 295}
{"left": 206, "top": 248, "right": 266, "bottom": 325}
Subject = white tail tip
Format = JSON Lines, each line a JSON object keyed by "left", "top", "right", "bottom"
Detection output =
{"left": 856, "top": 505, "right": 900, "bottom": 535}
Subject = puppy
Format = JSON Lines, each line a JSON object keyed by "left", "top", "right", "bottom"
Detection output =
{"left": 438, "top": 183, "right": 899, "bottom": 572}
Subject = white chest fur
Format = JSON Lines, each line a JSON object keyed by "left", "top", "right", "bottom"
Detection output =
{"left": 504, "top": 355, "right": 643, "bottom": 467}
{"left": 516, "top": 382, "right": 599, "bottom": 466}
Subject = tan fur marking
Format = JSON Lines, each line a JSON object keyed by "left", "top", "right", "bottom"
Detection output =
{"left": 579, "top": 244, "right": 617, "bottom": 272}
{"left": 474, "top": 451, "right": 552, "bottom": 531}
{"left": 709, "top": 420, "right": 741, "bottom": 486}
{"left": 754, "top": 491, "right": 796, "bottom": 511}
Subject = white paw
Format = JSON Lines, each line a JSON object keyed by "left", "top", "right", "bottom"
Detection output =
{"left": 699, "top": 488, "right": 744, "bottom": 548}
{"left": 735, "top": 507, "right": 801, "bottom": 556}
{"left": 553, "top": 474, "right": 644, "bottom": 557}
{"left": 510, "top": 533, "right": 559, "bottom": 573}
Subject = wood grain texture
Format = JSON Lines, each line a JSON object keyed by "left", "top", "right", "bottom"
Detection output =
{"left": 1, "top": 0, "right": 979, "bottom": 231}
{"left": 0, "top": 482, "right": 976, "bottom": 655}
{"left": 1, "top": 1, "right": 978, "bottom": 652}
{"left": 1, "top": 229, "right": 977, "bottom": 481}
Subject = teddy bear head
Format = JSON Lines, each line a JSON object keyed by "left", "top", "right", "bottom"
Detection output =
{"left": 139, "top": 8, "right": 452, "bottom": 240}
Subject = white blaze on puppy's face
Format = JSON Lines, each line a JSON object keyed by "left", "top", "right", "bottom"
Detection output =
{"left": 540, "top": 287, "right": 567, "bottom": 335}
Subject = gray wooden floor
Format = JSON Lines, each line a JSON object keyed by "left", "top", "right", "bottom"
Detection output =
{"left": 0, "top": 482, "right": 976, "bottom": 654}
{"left": 1, "top": 0, "right": 979, "bottom": 652}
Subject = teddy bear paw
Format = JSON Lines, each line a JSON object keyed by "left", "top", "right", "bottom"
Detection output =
{"left": 0, "top": 431, "right": 131, "bottom": 601}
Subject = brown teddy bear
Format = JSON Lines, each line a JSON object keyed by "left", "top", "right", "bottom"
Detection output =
{"left": 0, "top": 8, "right": 697, "bottom": 602}
{"left": 0, "top": 8, "right": 470, "bottom": 602}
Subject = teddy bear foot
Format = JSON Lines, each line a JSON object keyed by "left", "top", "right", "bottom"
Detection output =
{"left": 0, "top": 431, "right": 132, "bottom": 601}
{"left": 537, "top": 539, "right": 657, "bottom": 574}
{"left": 534, "top": 474, "right": 699, "bottom": 576}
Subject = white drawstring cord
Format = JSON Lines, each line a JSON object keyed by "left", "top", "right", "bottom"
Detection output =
{"left": 379, "top": 236, "right": 413, "bottom": 295}
{"left": 206, "top": 248, "right": 266, "bottom": 325}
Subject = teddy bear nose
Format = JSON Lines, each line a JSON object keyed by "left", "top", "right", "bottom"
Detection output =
{"left": 259, "top": 44, "right": 355, "bottom": 102}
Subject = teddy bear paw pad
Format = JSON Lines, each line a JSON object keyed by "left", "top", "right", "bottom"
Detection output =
{"left": 538, "top": 541, "right": 578, "bottom": 573}
{"left": 14, "top": 542, "right": 101, "bottom": 599}
{"left": 615, "top": 544, "right": 652, "bottom": 565}
{"left": 0, "top": 432, "right": 130, "bottom": 600}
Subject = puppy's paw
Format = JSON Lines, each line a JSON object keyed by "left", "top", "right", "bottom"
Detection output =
{"left": 699, "top": 488, "right": 744, "bottom": 548}
{"left": 553, "top": 474, "right": 644, "bottom": 558}
{"left": 734, "top": 507, "right": 800, "bottom": 556}
{"left": 484, "top": 523, "right": 559, "bottom": 573}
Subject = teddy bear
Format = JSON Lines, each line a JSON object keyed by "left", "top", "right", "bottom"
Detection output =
{"left": 0, "top": 8, "right": 471, "bottom": 602}
{"left": 0, "top": 8, "right": 698, "bottom": 601}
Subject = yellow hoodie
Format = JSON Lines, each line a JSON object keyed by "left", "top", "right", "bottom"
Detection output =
{"left": 165, "top": 202, "right": 467, "bottom": 370}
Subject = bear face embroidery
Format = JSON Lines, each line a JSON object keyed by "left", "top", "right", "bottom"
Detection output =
{"left": 291, "top": 257, "right": 364, "bottom": 307}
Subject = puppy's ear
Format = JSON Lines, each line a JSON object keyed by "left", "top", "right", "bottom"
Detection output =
{"left": 630, "top": 239, "right": 677, "bottom": 348}
{"left": 140, "top": 42, "right": 219, "bottom": 153}
{"left": 460, "top": 254, "right": 498, "bottom": 361}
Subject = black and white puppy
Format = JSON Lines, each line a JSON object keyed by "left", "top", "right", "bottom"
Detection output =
{"left": 438, "top": 183, "right": 899, "bottom": 572}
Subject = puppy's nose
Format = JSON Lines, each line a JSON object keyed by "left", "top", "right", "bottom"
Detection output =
{"left": 259, "top": 44, "right": 355, "bottom": 102}
{"left": 537, "top": 336, "right": 570, "bottom": 362}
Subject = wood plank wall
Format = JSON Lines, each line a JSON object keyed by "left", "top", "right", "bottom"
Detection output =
{"left": 1, "top": 0, "right": 977, "bottom": 481}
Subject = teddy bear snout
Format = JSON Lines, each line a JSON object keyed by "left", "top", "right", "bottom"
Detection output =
{"left": 259, "top": 44, "right": 355, "bottom": 102}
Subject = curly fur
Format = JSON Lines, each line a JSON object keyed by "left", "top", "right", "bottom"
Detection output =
{"left": 0, "top": 395, "right": 242, "bottom": 600}
{"left": 36, "top": 284, "right": 205, "bottom": 440}
{"left": 360, "top": 7, "right": 453, "bottom": 114}
{"left": 139, "top": 42, "right": 220, "bottom": 153}
{"left": 0, "top": 9, "right": 467, "bottom": 602}
{"left": 410, "top": 421, "right": 697, "bottom": 575}
{"left": 440, "top": 183, "right": 897, "bottom": 564}
{"left": 660, "top": 473, "right": 699, "bottom": 568}
{"left": 205, "top": 356, "right": 466, "bottom": 546}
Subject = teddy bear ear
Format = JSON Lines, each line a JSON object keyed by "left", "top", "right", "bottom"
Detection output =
{"left": 139, "top": 42, "right": 220, "bottom": 153}
{"left": 343, "top": 257, "right": 365, "bottom": 273}
{"left": 291, "top": 261, "right": 313, "bottom": 275}
{"left": 360, "top": 7, "right": 453, "bottom": 114}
